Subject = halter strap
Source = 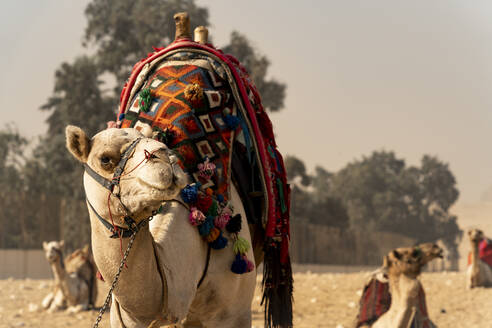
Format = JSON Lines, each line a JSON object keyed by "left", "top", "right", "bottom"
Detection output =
{"left": 86, "top": 198, "right": 149, "bottom": 238}
{"left": 84, "top": 138, "right": 142, "bottom": 193}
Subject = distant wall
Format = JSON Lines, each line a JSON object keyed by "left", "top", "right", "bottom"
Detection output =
{"left": 0, "top": 250, "right": 52, "bottom": 279}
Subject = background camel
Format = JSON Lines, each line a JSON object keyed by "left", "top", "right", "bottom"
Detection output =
{"left": 42, "top": 241, "right": 97, "bottom": 312}
{"left": 66, "top": 126, "right": 256, "bottom": 327}
{"left": 356, "top": 243, "right": 442, "bottom": 328}
{"left": 467, "top": 229, "right": 492, "bottom": 288}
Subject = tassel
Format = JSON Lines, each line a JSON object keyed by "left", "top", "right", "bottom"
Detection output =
{"left": 139, "top": 88, "right": 152, "bottom": 112}
{"left": 118, "top": 113, "right": 125, "bottom": 121}
{"left": 233, "top": 236, "right": 250, "bottom": 255}
{"left": 196, "top": 194, "right": 213, "bottom": 213}
{"left": 217, "top": 194, "right": 225, "bottom": 203}
{"left": 231, "top": 254, "right": 247, "bottom": 274}
{"left": 214, "top": 211, "right": 231, "bottom": 229}
{"left": 224, "top": 115, "right": 240, "bottom": 130}
{"left": 205, "top": 227, "right": 220, "bottom": 242}
{"left": 189, "top": 207, "right": 206, "bottom": 226}
{"left": 226, "top": 214, "right": 242, "bottom": 233}
{"left": 198, "top": 217, "right": 214, "bottom": 236}
{"left": 198, "top": 158, "right": 216, "bottom": 180}
{"left": 206, "top": 200, "right": 219, "bottom": 217}
{"left": 181, "top": 184, "right": 199, "bottom": 204}
{"left": 244, "top": 255, "right": 255, "bottom": 272}
{"left": 210, "top": 232, "right": 228, "bottom": 249}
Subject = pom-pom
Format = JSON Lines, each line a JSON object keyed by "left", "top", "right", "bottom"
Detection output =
{"left": 198, "top": 217, "right": 214, "bottom": 236}
{"left": 181, "top": 184, "right": 199, "bottom": 204}
{"left": 244, "top": 255, "right": 255, "bottom": 272}
{"left": 231, "top": 254, "right": 247, "bottom": 274}
{"left": 210, "top": 232, "right": 228, "bottom": 249}
{"left": 214, "top": 211, "right": 231, "bottom": 229}
{"left": 189, "top": 207, "right": 206, "bottom": 226}
{"left": 139, "top": 88, "right": 152, "bottom": 113}
{"left": 205, "top": 227, "right": 220, "bottom": 242}
{"left": 196, "top": 194, "right": 213, "bottom": 213}
{"left": 233, "top": 236, "right": 250, "bottom": 255}
{"left": 198, "top": 158, "right": 216, "bottom": 180}
{"left": 217, "top": 194, "right": 224, "bottom": 203}
{"left": 183, "top": 83, "right": 204, "bottom": 106}
{"left": 224, "top": 115, "right": 240, "bottom": 130}
{"left": 206, "top": 188, "right": 214, "bottom": 196}
{"left": 118, "top": 113, "right": 125, "bottom": 121}
{"left": 226, "top": 214, "right": 242, "bottom": 233}
{"left": 206, "top": 200, "right": 219, "bottom": 217}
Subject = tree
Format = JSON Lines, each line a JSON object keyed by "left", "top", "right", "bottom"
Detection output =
{"left": 285, "top": 155, "right": 349, "bottom": 229}
{"left": 330, "top": 150, "right": 462, "bottom": 255}
{"left": 222, "top": 31, "right": 286, "bottom": 112}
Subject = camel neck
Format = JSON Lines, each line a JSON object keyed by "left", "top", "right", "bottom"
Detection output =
{"left": 386, "top": 273, "right": 420, "bottom": 328}
{"left": 89, "top": 210, "right": 165, "bottom": 321}
{"left": 50, "top": 257, "right": 66, "bottom": 283}
{"left": 470, "top": 240, "right": 480, "bottom": 269}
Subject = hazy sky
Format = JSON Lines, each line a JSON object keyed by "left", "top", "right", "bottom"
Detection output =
{"left": 2, "top": 0, "right": 492, "bottom": 208}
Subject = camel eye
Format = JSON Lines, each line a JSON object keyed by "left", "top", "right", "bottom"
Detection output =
{"left": 100, "top": 156, "right": 112, "bottom": 167}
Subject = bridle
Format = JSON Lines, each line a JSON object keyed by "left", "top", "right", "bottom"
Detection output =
{"left": 84, "top": 137, "right": 159, "bottom": 238}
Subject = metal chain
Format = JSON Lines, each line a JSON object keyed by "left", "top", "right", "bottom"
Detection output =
{"left": 92, "top": 230, "right": 138, "bottom": 328}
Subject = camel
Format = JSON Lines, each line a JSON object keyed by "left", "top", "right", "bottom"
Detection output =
{"left": 41, "top": 241, "right": 97, "bottom": 312}
{"left": 66, "top": 126, "right": 257, "bottom": 327}
{"left": 466, "top": 228, "right": 492, "bottom": 288}
{"left": 356, "top": 243, "right": 442, "bottom": 328}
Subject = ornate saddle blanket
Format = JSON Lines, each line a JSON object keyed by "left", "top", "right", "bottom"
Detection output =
{"left": 356, "top": 273, "right": 434, "bottom": 328}
{"left": 115, "top": 39, "right": 292, "bottom": 323}
{"left": 468, "top": 238, "right": 492, "bottom": 268}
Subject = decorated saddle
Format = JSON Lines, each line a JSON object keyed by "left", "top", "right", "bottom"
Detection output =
{"left": 468, "top": 238, "right": 492, "bottom": 268}
{"left": 115, "top": 24, "right": 292, "bottom": 327}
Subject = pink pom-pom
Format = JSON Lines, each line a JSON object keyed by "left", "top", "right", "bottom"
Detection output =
{"left": 106, "top": 121, "right": 117, "bottom": 129}
{"left": 243, "top": 255, "right": 255, "bottom": 272}
{"left": 189, "top": 207, "right": 206, "bottom": 226}
{"left": 198, "top": 158, "right": 216, "bottom": 180}
{"left": 214, "top": 211, "right": 231, "bottom": 229}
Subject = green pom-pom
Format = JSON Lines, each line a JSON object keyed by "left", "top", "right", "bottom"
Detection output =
{"left": 233, "top": 237, "right": 250, "bottom": 255}
{"left": 139, "top": 88, "right": 152, "bottom": 113}
{"left": 206, "top": 200, "right": 218, "bottom": 217}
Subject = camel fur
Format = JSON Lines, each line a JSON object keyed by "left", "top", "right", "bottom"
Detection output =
{"left": 466, "top": 229, "right": 492, "bottom": 289}
{"left": 66, "top": 126, "right": 256, "bottom": 328}
{"left": 41, "top": 240, "right": 97, "bottom": 313}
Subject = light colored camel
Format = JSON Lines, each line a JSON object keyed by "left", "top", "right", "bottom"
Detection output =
{"left": 466, "top": 229, "right": 492, "bottom": 288}
{"left": 368, "top": 243, "right": 442, "bottom": 328}
{"left": 66, "top": 126, "right": 256, "bottom": 328}
{"left": 41, "top": 241, "right": 95, "bottom": 312}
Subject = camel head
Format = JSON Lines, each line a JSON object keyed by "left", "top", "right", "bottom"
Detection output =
{"left": 468, "top": 228, "right": 484, "bottom": 244}
{"left": 65, "top": 125, "right": 188, "bottom": 223}
{"left": 384, "top": 243, "right": 443, "bottom": 278}
{"left": 417, "top": 242, "right": 444, "bottom": 266}
{"left": 43, "top": 240, "right": 64, "bottom": 264}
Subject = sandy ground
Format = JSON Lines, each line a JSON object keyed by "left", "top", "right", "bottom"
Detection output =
{"left": 0, "top": 271, "right": 490, "bottom": 328}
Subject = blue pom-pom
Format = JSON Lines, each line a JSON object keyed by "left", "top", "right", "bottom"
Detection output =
{"left": 118, "top": 113, "right": 125, "bottom": 121}
{"left": 231, "top": 254, "right": 247, "bottom": 274}
{"left": 198, "top": 216, "right": 214, "bottom": 236}
{"left": 210, "top": 232, "right": 228, "bottom": 249}
{"left": 224, "top": 115, "right": 240, "bottom": 130}
{"left": 217, "top": 194, "right": 224, "bottom": 203}
{"left": 181, "top": 184, "right": 198, "bottom": 204}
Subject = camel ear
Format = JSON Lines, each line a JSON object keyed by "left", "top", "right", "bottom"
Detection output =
{"left": 59, "top": 240, "right": 65, "bottom": 248}
{"left": 66, "top": 125, "right": 91, "bottom": 163}
{"left": 170, "top": 154, "right": 188, "bottom": 188}
{"left": 42, "top": 241, "right": 48, "bottom": 250}
{"left": 392, "top": 250, "right": 402, "bottom": 260}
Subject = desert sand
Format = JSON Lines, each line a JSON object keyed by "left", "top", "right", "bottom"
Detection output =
{"left": 0, "top": 270, "right": 490, "bottom": 328}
